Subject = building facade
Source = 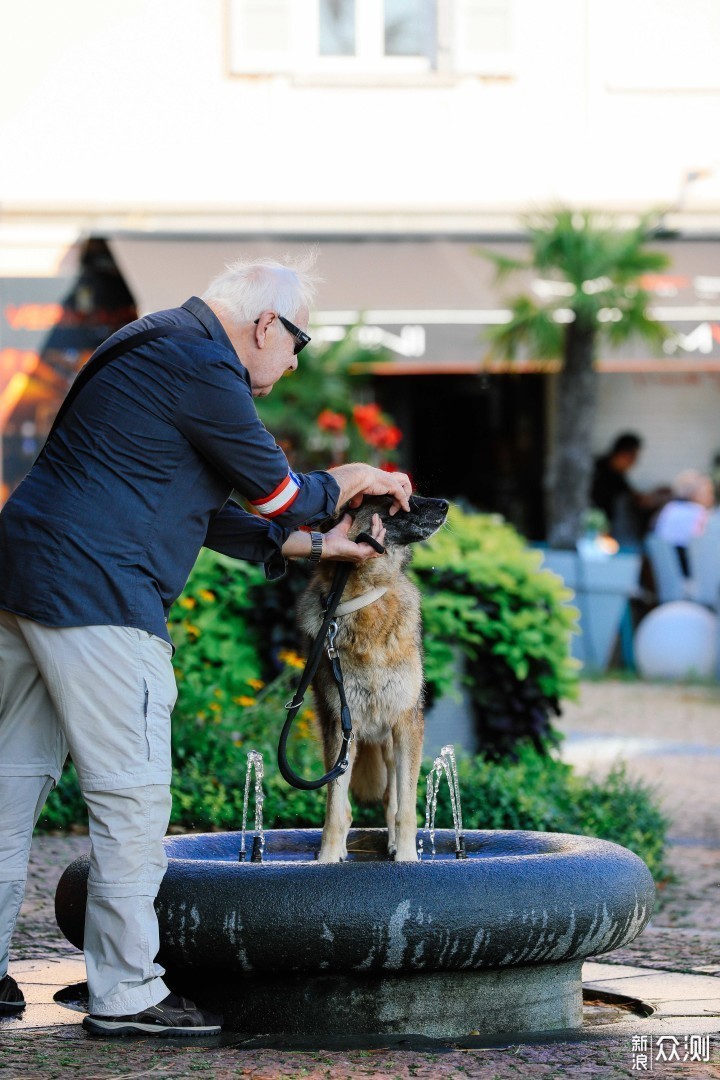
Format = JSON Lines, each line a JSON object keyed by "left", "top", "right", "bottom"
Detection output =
{"left": 2, "top": 0, "right": 720, "bottom": 530}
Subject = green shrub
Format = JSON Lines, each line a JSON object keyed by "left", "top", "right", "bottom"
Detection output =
{"left": 412, "top": 507, "right": 580, "bottom": 757}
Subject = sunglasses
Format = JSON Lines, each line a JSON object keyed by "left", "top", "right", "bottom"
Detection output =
{"left": 254, "top": 315, "right": 311, "bottom": 355}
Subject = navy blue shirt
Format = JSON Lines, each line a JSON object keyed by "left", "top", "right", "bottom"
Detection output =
{"left": 0, "top": 298, "right": 339, "bottom": 643}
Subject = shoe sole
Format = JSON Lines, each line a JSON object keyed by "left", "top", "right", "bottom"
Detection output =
{"left": 82, "top": 1016, "right": 220, "bottom": 1037}
{"left": 0, "top": 1002, "right": 26, "bottom": 1016}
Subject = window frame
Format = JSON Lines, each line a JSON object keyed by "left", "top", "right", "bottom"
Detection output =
{"left": 225, "top": 0, "right": 514, "bottom": 80}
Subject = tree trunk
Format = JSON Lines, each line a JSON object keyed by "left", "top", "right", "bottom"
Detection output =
{"left": 546, "top": 321, "right": 598, "bottom": 549}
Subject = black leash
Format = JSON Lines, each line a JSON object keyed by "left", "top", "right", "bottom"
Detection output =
{"left": 277, "top": 531, "right": 384, "bottom": 791}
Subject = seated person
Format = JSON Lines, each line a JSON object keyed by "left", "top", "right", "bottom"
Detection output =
{"left": 653, "top": 469, "right": 714, "bottom": 574}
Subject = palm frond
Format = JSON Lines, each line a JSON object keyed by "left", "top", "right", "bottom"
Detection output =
{"left": 479, "top": 207, "right": 676, "bottom": 363}
{"left": 486, "top": 296, "right": 564, "bottom": 361}
{"left": 603, "top": 297, "right": 672, "bottom": 350}
{"left": 476, "top": 246, "right": 529, "bottom": 283}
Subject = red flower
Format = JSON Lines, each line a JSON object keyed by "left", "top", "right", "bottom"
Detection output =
{"left": 373, "top": 424, "right": 402, "bottom": 450}
{"left": 352, "top": 403, "right": 383, "bottom": 435}
{"left": 317, "top": 409, "right": 347, "bottom": 433}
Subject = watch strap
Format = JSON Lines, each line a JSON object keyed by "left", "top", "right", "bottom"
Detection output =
{"left": 309, "top": 531, "right": 323, "bottom": 563}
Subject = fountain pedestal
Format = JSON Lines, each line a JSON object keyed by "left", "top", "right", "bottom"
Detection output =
{"left": 55, "top": 828, "right": 654, "bottom": 1041}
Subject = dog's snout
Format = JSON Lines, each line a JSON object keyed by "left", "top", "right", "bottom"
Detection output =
{"left": 408, "top": 495, "right": 449, "bottom": 514}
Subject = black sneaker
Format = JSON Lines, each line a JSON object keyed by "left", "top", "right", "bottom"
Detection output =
{"left": 0, "top": 974, "right": 26, "bottom": 1016}
{"left": 82, "top": 992, "right": 222, "bottom": 1037}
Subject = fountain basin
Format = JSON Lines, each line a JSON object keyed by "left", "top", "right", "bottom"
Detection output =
{"left": 55, "top": 828, "right": 654, "bottom": 1041}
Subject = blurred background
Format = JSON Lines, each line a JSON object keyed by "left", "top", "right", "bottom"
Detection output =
{"left": 2, "top": 0, "right": 720, "bottom": 541}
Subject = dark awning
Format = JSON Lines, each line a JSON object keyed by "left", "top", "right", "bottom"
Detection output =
{"left": 107, "top": 235, "right": 720, "bottom": 373}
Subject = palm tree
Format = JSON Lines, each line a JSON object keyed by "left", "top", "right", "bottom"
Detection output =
{"left": 485, "top": 209, "right": 671, "bottom": 548}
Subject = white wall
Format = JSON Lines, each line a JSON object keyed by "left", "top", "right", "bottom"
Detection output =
{"left": 1, "top": 0, "right": 720, "bottom": 215}
{"left": 593, "top": 372, "right": 720, "bottom": 490}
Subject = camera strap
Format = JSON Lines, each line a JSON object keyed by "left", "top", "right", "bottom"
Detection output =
{"left": 39, "top": 324, "right": 205, "bottom": 457}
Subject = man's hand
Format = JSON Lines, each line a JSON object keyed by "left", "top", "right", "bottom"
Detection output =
{"left": 328, "top": 463, "right": 412, "bottom": 515}
{"left": 321, "top": 513, "right": 386, "bottom": 563}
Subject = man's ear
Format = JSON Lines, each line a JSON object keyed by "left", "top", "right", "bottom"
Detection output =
{"left": 254, "top": 311, "right": 276, "bottom": 348}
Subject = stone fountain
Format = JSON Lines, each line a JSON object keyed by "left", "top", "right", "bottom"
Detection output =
{"left": 54, "top": 748, "right": 655, "bottom": 1043}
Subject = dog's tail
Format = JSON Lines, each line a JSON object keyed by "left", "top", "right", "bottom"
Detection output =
{"left": 350, "top": 742, "right": 388, "bottom": 803}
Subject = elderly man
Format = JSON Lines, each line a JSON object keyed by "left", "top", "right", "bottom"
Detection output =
{"left": 0, "top": 257, "right": 411, "bottom": 1036}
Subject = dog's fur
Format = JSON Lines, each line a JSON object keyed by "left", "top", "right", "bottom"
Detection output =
{"left": 297, "top": 495, "right": 448, "bottom": 862}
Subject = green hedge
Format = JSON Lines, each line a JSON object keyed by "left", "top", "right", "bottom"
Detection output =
{"left": 413, "top": 508, "right": 580, "bottom": 756}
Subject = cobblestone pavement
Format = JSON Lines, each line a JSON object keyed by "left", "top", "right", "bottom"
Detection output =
{"left": 2, "top": 679, "right": 720, "bottom": 1078}
{"left": 560, "top": 679, "right": 720, "bottom": 982}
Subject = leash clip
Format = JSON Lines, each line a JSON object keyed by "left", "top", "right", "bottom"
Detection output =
{"left": 326, "top": 619, "right": 339, "bottom": 659}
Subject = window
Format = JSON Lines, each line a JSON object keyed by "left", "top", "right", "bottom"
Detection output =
{"left": 227, "top": 0, "right": 513, "bottom": 78}
{"left": 319, "top": 0, "right": 356, "bottom": 56}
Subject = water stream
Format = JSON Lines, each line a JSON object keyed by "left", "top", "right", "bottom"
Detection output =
{"left": 418, "top": 744, "right": 466, "bottom": 859}
{"left": 238, "top": 745, "right": 464, "bottom": 863}
{"left": 239, "top": 750, "right": 265, "bottom": 862}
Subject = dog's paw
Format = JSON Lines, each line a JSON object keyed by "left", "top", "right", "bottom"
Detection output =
{"left": 317, "top": 847, "right": 347, "bottom": 864}
{"left": 393, "top": 846, "right": 419, "bottom": 863}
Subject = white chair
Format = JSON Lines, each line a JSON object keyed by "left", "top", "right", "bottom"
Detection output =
{"left": 688, "top": 515, "right": 720, "bottom": 610}
{"left": 645, "top": 535, "right": 695, "bottom": 604}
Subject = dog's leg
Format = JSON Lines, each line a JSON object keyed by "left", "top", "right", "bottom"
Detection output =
{"left": 318, "top": 739, "right": 355, "bottom": 863}
{"left": 381, "top": 738, "right": 398, "bottom": 857}
{"left": 393, "top": 715, "right": 423, "bottom": 862}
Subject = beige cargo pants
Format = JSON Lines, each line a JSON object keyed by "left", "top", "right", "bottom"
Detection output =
{"left": 0, "top": 612, "right": 177, "bottom": 1015}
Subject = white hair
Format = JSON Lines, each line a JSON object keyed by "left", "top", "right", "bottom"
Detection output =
{"left": 201, "top": 252, "right": 320, "bottom": 324}
{"left": 672, "top": 469, "right": 712, "bottom": 502}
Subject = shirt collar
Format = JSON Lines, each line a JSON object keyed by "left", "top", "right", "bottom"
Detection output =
{"left": 181, "top": 296, "right": 237, "bottom": 357}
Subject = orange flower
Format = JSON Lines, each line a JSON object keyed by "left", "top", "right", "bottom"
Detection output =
{"left": 317, "top": 409, "right": 347, "bottom": 433}
{"left": 233, "top": 695, "right": 257, "bottom": 707}
{"left": 278, "top": 649, "right": 306, "bottom": 670}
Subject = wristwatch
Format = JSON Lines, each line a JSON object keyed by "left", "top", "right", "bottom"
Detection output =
{"left": 309, "top": 531, "right": 323, "bottom": 563}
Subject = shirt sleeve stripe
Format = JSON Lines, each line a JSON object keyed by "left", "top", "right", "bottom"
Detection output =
{"left": 250, "top": 474, "right": 301, "bottom": 517}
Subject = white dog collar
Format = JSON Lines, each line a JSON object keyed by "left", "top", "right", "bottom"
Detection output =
{"left": 334, "top": 586, "right": 388, "bottom": 617}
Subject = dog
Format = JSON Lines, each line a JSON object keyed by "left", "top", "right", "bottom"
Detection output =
{"left": 297, "top": 494, "right": 449, "bottom": 863}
